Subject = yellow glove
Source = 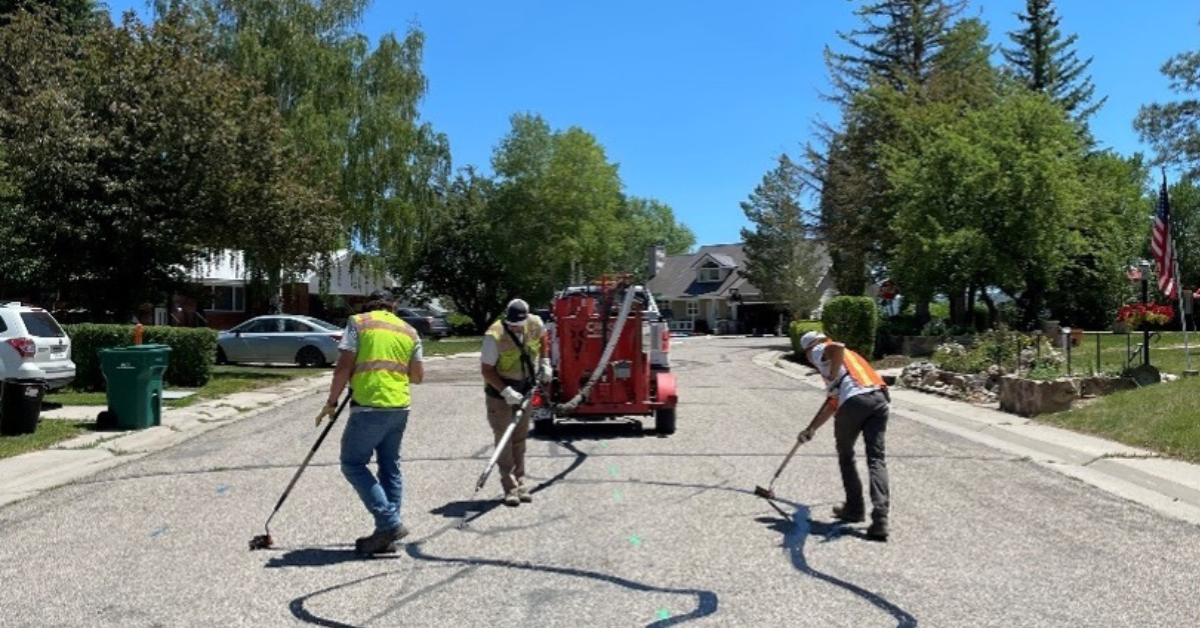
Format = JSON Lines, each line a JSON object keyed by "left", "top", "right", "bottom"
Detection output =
{"left": 315, "top": 401, "right": 336, "bottom": 427}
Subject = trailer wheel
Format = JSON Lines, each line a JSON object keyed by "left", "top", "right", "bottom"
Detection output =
{"left": 655, "top": 408, "right": 676, "bottom": 435}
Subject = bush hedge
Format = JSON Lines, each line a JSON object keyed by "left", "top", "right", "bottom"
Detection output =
{"left": 64, "top": 324, "right": 218, "bottom": 391}
{"left": 446, "top": 312, "right": 477, "bottom": 337}
{"left": 820, "top": 296, "right": 878, "bottom": 357}
{"left": 788, "top": 319, "right": 824, "bottom": 355}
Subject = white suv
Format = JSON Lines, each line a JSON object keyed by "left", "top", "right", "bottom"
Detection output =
{"left": 0, "top": 302, "right": 76, "bottom": 390}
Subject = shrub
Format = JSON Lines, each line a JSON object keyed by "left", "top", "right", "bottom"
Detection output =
{"left": 446, "top": 312, "right": 477, "bottom": 336}
{"left": 821, "top": 296, "right": 878, "bottom": 357}
{"left": 932, "top": 330, "right": 1060, "bottom": 375}
{"left": 65, "top": 324, "right": 217, "bottom": 391}
{"left": 788, "top": 319, "right": 823, "bottom": 355}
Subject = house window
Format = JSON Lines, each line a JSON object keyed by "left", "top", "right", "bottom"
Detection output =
{"left": 208, "top": 285, "right": 246, "bottom": 312}
{"left": 698, "top": 264, "right": 720, "bottom": 283}
{"left": 686, "top": 301, "right": 699, "bottom": 318}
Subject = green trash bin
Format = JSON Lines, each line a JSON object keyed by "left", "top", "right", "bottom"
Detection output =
{"left": 98, "top": 344, "right": 172, "bottom": 430}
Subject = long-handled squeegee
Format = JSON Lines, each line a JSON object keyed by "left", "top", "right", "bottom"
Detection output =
{"left": 458, "top": 395, "right": 533, "bottom": 529}
{"left": 754, "top": 398, "right": 831, "bottom": 501}
{"left": 249, "top": 394, "right": 351, "bottom": 551}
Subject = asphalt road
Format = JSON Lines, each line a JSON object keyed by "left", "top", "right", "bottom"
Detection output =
{"left": 1, "top": 336, "right": 1197, "bottom": 627}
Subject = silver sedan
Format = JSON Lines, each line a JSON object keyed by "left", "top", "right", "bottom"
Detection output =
{"left": 216, "top": 315, "right": 342, "bottom": 367}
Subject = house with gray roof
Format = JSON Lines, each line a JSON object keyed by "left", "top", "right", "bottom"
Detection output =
{"left": 646, "top": 243, "right": 836, "bottom": 335}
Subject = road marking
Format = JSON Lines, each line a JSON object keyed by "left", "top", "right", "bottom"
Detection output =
{"left": 149, "top": 525, "right": 168, "bottom": 539}
{"left": 628, "top": 535, "right": 642, "bottom": 547}
{"left": 613, "top": 489, "right": 623, "bottom": 502}
{"left": 657, "top": 609, "right": 671, "bottom": 620}
{"left": 600, "top": 440, "right": 608, "bottom": 448}
{"left": 607, "top": 465, "right": 619, "bottom": 478}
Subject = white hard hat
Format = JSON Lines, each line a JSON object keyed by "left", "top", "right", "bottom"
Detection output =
{"left": 799, "top": 331, "right": 826, "bottom": 351}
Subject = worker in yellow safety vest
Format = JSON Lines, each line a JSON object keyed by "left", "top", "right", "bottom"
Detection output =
{"left": 480, "top": 298, "right": 552, "bottom": 507}
{"left": 321, "top": 289, "right": 424, "bottom": 556}
{"left": 795, "top": 330, "right": 891, "bottom": 542}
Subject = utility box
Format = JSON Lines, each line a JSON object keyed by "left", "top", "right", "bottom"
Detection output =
{"left": 98, "top": 344, "right": 171, "bottom": 430}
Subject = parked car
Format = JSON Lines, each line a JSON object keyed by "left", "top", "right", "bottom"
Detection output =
{"left": 395, "top": 307, "right": 451, "bottom": 340}
{"left": 216, "top": 315, "right": 342, "bottom": 367}
{"left": 0, "top": 302, "right": 75, "bottom": 390}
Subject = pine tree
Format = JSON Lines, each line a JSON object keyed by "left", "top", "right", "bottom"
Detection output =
{"left": 739, "top": 155, "right": 824, "bottom": 320}
{"left": 1002, "top": 0, "right": 1105, "bottom": 122}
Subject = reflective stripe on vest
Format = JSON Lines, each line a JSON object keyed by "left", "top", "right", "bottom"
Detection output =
{"left": 843, "top": 349, "right": 886, "bottom": 389}
{"left": 350, "top": 311, "right": 417, "bottom": 408}
{"left": 485, "top": 315, "right": 544, "bottom": 381}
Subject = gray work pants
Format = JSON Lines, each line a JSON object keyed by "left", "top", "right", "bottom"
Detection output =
{"left": 834, "top": 390, "right": 890, "bottom": 523}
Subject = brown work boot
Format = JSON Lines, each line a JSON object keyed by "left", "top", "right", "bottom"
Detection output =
{"left": 503, "top": 489, "right": 521, "bottom": 507}
{"left": 355, "top": 525, "right": 409, "bottom": 556}
{"left": 832, "top": 504, "right": 865, "bottom": 523}
{"left": 516, "top": 485, "right": 533, "bottom": 503}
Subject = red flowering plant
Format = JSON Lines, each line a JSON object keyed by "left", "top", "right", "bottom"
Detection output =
{"left": 1116, "top": 302, "right": 1175, "bottom": 329}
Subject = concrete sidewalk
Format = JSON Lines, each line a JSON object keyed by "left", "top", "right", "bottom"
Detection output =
{"left": 754, "top": 350, "right": 1200, "bottom": 527}
{"left": 0, "top": 353, "right": 480, "bottom": 509}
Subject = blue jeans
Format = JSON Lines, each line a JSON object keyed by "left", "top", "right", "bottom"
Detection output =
{"left": 340, "top": 408, "right": 409, "bottom": 532}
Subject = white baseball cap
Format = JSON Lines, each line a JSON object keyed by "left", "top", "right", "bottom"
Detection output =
{"left": 799, "top": 331, "right": 827, "bottom": 351}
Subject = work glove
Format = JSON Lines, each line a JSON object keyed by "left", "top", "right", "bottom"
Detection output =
{"left": 538, "top": 358, "right": 553, "bottom": 384}
{"left": 315, "top": 401, "right": 336, "bottom": 427}
{"left": 797, "top": 428, "right": 816, "bottom": 444}
{"left": 500, "top": 386, "right": 524, "bottom": 406}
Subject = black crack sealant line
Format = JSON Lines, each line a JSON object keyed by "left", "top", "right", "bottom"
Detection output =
{"left": 286, "top": 439, "right": 719, "bottom": 627}
{"left": 773, "top": 503, "right": 918, "bottom": 628}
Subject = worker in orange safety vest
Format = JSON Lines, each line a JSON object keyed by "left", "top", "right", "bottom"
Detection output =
{"left": 795, "top": 330, "right": 891, "bottom": 542}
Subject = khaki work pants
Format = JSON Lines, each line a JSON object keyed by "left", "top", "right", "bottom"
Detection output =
{"left": 485, "top": 395, "right": 531, "bottom": 492}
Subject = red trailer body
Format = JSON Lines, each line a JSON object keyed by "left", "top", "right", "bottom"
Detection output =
{"left": 538, "top": 280, "right": 678, "bottom": 434}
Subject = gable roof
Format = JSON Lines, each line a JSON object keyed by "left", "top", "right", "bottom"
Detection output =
{"left": 646, "top": 242, "right": 833, "bottom": 303}
{"left": 647, "top": 243, "right": 761, "bottom": 301}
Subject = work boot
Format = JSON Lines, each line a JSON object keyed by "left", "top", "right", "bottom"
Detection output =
{"left": 516, "top": 484, "right": 533, "bottom": 503}
{"left": 866, "top": 519, "right": 889, "bottom": 542}
{"left": 503, "top": 489, "right": 521, "bottom": 507}
{"left": 355, "top": 524, "right": 409, "bottom": 557}
{"left": 832, "top": 504, "right": 865, "bottom": 523}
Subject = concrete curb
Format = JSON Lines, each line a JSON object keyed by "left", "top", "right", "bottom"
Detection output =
{"left": 753, "top": 350, "right": 1200, "bottom": 527}
{"left": 0, "top": 352, "right": 480, "bottom": 509}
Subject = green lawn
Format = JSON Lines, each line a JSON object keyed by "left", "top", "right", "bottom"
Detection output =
{"left": 425, "top": 336, "right": 483, "bottom": 357}
{"left": 1038, "top": 374, "right": 1200, "bottom": 464}
{"left": 1058, "top": 331, "right": 1199, "bottom": 377}
{"left": 45, "top": 364, "right": 328, "bottom": 408}
{"left": 0, "top": 420, "right": 94, "bottom": 459}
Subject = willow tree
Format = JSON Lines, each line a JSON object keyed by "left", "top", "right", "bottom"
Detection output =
{"left": 154, "top": 0, "right": 450, "bottom": 298}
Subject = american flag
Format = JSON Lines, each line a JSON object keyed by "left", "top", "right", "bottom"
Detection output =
{"left": 1151, "top": 176, "right": 1178, "bottom": 299}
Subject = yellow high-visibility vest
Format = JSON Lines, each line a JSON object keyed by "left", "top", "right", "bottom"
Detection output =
{"left": 484, "top": 315, "right": 545, "bottom": 382}
{"left": 350, "top": 311, "right": 418, "bottom": 408}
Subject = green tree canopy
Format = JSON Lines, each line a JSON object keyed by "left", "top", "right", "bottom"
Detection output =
{"left": 1134, "top": 20, "right": 1200, "bottom": 179}
{"left": 0, "top": 10, "right": 337, "bottom": 318}
{"left": 156, "top": 0, "right": 450, "bottom": 294}
{"left": 489, "top": 113, "right": 626, "bottom": 304}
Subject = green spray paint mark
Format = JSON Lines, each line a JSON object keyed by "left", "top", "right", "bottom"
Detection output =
{"left": 613, "top": 489, "right": 623, "bottom": 502}
{"left": 607, "top": 465, "right": 619, "bottom": 478}
{"left": 657, "top": 609, "right": 671, "bottom": 620}
{"left": 600, "top": 440, "right": 608, "bottom": 448}
{"left": 628, "top": 535, "right": 642, "bottom": 547}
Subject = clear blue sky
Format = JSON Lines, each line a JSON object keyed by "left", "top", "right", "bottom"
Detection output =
{"left": 104, "top": 1, "right": 1198, "bottom": 248}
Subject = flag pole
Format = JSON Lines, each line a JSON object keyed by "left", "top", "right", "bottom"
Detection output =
{"left": 1163, "top": 169, "right": 1191, "bottom": 373}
